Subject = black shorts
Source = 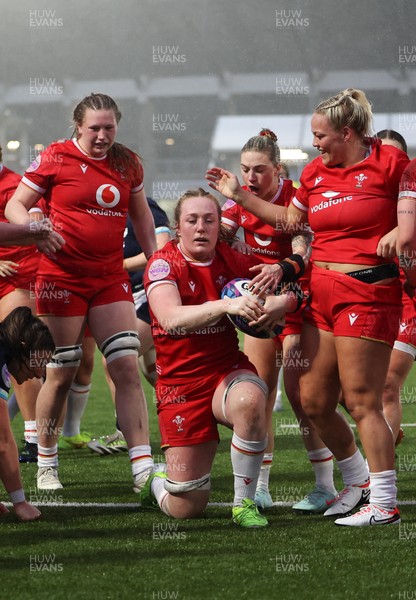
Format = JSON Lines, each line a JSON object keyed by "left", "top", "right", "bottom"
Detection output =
{"left": 136, "top": 300, "right": 151, "bottom": 325}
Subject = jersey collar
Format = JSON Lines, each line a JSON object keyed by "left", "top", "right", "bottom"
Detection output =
{"left": 270, "top": 177, "right": 284, "bottom": 204}
{"left": 177, "top": 243, "right": 215, "bottom": 266}
{"left": 72, "top": 138, "right": 108, "bottom": 161}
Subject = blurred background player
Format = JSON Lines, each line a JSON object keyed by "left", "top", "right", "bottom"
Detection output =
{"left": 376, "top": 130, "right": 412, "bottom": 447}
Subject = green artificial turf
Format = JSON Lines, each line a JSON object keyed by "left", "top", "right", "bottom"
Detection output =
{"left": 3, "top": 350, "right": 416, "bottom": 600}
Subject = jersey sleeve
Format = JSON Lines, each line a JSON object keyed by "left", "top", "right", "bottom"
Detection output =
{"left": 291, "top": 184, "right": 309, "bottom": 212}
{"left": 21, "top": 143, "right": 64, "bottom": 194}
{"left": 144, "top": 244, "right": 180, "bottom": 296}
{"left": 221, "top": 199, "right": 240, "bottom": 232}
{"left": 281, "top": 179, "right": 297, "bottom": 207}
{"left": 399, "top": 158, "right": 416, "bottom": 200}
{"left": 291, "top": 161, "right": 321, "bottom": 213}
{"left": 383, "top": 147, "right": 410, "bottom": 199}
{"left": 130, "top": 155, "right": 144, "bottom": 193}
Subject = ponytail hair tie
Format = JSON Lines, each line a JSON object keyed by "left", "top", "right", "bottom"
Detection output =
{"left": 259, "top": 128, "right": 278, "bottom": 143}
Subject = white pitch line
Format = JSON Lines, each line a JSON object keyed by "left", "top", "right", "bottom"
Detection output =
{"left": 4, "top": 500, "right": 416, "bottom": 508}
{"left": 275, "top": 423, "right": 416, "bottom": 428}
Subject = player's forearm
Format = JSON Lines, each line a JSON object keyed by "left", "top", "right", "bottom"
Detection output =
{"left": 398, "top": 199, "right": 416, "bottom": 254}
{"left": 291, "top": 233, "right": 312, "bottom": 268}
{"left": 124, "top": 232, "right": 170, "bottom": 272}
{"left": 236, "top": 188, "right": 288, "bottom": 227}
{"left": 5, "top": 182, "right": 40, "bottom": 225}
{"left": 397, "top": 198, "right": 416, "bottom": 285}
{"left": 0, "top": 223, "right": 39, "bottom": 246}
{"left": 131, "top": 206, "right": 157, "bottom": 259}
{"left": 5, "top": 200, "right": 30, "bottom": 225}
{"left": 156, "top": 300, "right": 227, "bottom": 334}
{"left": 137, "top": 228, "right": 157, "bottom": 260}
{"left": 123, "top": 252, "right": 147, "bottom": 272}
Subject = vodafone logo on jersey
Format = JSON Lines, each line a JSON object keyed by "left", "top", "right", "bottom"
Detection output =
{"left": 310, "top": 191, "right": 353, "bottom": 213}
{"left": 253, "top": 233, "right": 272, "bottom": 247}
{"left": 321, "top": 191, "right": 340, "bottom": 198}
{"left": 96, "top": 184, "right": 121, "bottom": 208}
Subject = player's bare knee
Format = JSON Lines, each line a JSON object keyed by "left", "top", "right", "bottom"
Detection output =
{"left": 382, "top": 388, "right": 396, "bottom": 408}
{"left": 300, "top": 393, "right": 330, "bottom": 421}
{"left": 223, "top": 374, "right": 268, "bottom": 423}
{"left": 345, "top": 403, "right": 372, "bottom": 424}
{"left": 238, "top": 394, "right": 267, "bottom": 429}
{"left": 108, "top": 355, "right": 142, "bottom": 390}
{"left": 301, "top": 404, "right": 316, "bottom": 421}
{"left": 383, "top": 376, "right": 399, "bottom": 405}
{"left": 111, "top": 364, "right": 141, "bottom": 390}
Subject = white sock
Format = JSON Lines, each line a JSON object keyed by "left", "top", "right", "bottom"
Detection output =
{"left": 63, "top": 383, "right": 91, "bottom": 437}
{"left": 337, "top": 448, "right": 369, "bottom": 487}
{"left": 37, "top": 444, "right": 58, "bottom": 468}
{"left": 152, "top": 476, "right": 170, "bottom": 515}
{"left": 256, "top": 452, "right": 273, "bottom": 490}
{"left": 276, "top": 368, "right": 284, "bottom": 399}
{"left": 369, "top": 470, "right": 397, "bottom": 510}
{"left": 273, "top": 370, "right": 284, "bottom": 411}
{"left": 7, "top": 393, "right": 19, "bottom": 420}
{"left": 231, "top": 433, "right": 267, "bottom": 506}
{"left": 308, "top": 448, "right": 337, "bottom": 494}
{"left": 24, "top": 420, "right": 38, "bottom": 444}
{"left": 129, "top": 445, "right": 154, "bottom": 477}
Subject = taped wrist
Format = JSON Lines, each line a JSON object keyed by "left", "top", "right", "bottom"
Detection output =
{"left": 278, "top": 254, "right": 305, "bottom": 282}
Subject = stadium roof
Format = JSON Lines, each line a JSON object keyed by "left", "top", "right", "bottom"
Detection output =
{"left": 210, "top": 113, "right": 416, "bottom": 156}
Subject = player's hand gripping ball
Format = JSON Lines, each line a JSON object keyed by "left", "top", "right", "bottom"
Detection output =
{"left": 221, "top": 278, "right": 284, "bottom": 339}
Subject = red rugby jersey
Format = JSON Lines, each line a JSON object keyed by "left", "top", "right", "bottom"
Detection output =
{"left": 221, "top": 180, "right": 296, "bottom": 264}
{"left": 144, "top": 240, "right": 259, "bottom": 383}
{"left": 0, "top": 164, "right": 39, "bottom": 276}
{"left": 22, "top": 139, "right": 143, "bottom": 277}
{"left": 292, "top": 141, "right": 409, "bottom": 265}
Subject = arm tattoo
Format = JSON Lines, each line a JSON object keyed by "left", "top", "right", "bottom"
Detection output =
{"left": 291, "top": 232, "right": 312, "bottom": 257}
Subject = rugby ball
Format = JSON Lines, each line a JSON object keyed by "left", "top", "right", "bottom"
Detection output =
{"left": 220, "top": 278, "right": 284, "bottom": 339}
